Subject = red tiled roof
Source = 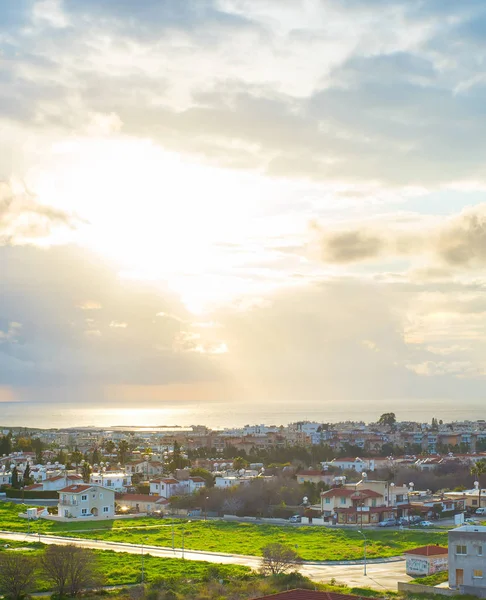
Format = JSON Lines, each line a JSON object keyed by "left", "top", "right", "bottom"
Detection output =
{"left": 58, "top": 484, "right": 93, "bottom": 493}
{"left": 256, "top": 590, "right": 379, "bottom": 600}
{"left": 404, "top": 545, "right": 448, "bottom": 557}
{"left": 151, "top": 478, "right": 179, "bottom": 484}
{"left": 25, "top": 484, "right": 43, "bottom": 491}
{"left": 189, "top": 477, "right": 206, "bottom": 482}
{"left": 116, "top": 494, "right": 163, "bottom": 502}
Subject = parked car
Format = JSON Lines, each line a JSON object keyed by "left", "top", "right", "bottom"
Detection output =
{"left": 289, "top": 515, "right": 302, "bottom": 523}
{"left": 378, "top": 518, "right": 397, "bottom": 527}
{"left": 465, "top": 518, "right": 478, "bottom": 524}
{"left": 476, "top": 508, "right": 486, "bottom": 515}
{"left": 418, "top": 520, "right": 434, "bottom": 527}
{"left": 409, "top": 515, "right": 422, "bottom": 524}
{"left": 397, "top": 517, "right": 410, "bottom": 526}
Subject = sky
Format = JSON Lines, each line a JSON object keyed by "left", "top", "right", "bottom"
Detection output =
{"left": 2, "top": 0, "right": 486, "bottom": 419}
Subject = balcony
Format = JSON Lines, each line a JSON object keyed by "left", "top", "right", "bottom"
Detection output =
{"left": 59, "top": 500, "right": 79, "bottom": 506}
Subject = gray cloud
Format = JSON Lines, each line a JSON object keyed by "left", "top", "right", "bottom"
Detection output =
{"left": 316, "top": 204, "right": 486, "bottom": 268}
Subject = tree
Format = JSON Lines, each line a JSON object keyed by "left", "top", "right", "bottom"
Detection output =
{"left": 0, "top": 432, "right": 12, "bottom": 456}
{"left": 70, "top": 450, "right": 84, "bottom": 471}
{"left": 11, "top": 467, "right": 20, "bottom": 489}
{"left": 232, "top": 457, "right": 248, "bottom": 472}
{"left": 190, "top": 468, "right": 215, "bottom": 488}
{"left": 22, "top": 463, "right": 32, "bottom": 486}
{"left": 41, "top": 545, "right": 101, "bottom": 597}
{"left": 81, "top": 462, "right": 92, "bottom": 483}
{"left": 117, "top": 440, "right": 130, "bottom": 465}
{"left": 471, "top": 459, "right": 486, "bottom": 510}
{"left": 91, "top": 448, "right": 101, "bottom": 465}
{"left": 103, "top": 440, "right": 116, "bottom": 455}
{"left": 0, "top": 553, "right": 37, "bottom": 600}
{"left": 378, "top": 413, "right": 396, "bottom": 430}
{"left": 260, "top": 543, "right": 302, "bottom": 575}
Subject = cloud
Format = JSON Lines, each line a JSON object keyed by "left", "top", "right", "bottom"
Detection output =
{"left": 315, "top": 204, "right": 486, "bottom": 268}
{"left": 0, "top": 181, "right": 78, "bottom": 245}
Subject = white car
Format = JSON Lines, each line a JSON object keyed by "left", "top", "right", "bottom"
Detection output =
{"left": 419, "top": 520, "right": 434, "bottom": 527}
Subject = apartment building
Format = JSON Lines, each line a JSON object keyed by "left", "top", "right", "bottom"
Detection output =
{"left": 449, "top": 525, "right": 486, "bottom": 596}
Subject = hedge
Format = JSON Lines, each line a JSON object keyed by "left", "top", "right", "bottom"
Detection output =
{"left": 6, "top": 489, "right": 58, "bottom": 500}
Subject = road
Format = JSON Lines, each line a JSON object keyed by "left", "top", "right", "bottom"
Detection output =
{"left": 0, "top": 531, "right": 411, "bottom": 590}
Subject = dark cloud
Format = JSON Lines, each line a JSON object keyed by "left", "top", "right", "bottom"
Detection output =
{"left": 319, "top": 229, "right": 386, "bottom": 263}
{"left": 437, "top": 210, "right": 486, "bottom": 266}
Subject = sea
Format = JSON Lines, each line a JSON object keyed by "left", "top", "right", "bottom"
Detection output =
{"left": 0, "top": 399, "right": 485, "bottom": 430}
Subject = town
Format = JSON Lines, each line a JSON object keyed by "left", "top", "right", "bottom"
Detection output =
{"left": 1, "top": 414, "right": 486, "bottom": 599}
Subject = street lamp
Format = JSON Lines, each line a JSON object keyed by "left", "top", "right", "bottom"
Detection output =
{"left": 357, "top": 529, "right": 367, "bottom": 576}
{"left": 141, "top": 537, "right": 148, "bottom": 584}
{"left": 205, "top": 496, "right": 209, "bottom": 521}
{"left": 181, "top": 520, "right": 192, "bottom": 560}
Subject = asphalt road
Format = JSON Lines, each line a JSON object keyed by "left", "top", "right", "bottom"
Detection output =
{"left": 0, "top": 531, "right": 411, "bottom": 590}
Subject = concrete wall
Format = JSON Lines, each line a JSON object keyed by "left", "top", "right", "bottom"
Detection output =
{"left": 397, "top": 582, "right": 453, "bottom": 596}
{"left": 449, "top": 528, "right": 486, "bottom": 590}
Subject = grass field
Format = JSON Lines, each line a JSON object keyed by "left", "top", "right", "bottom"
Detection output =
{"left": 0, "top": 502, "right": 448, "bottom": 561}
{"left": 0, "top": 539, "right": 253, "bottom": 592}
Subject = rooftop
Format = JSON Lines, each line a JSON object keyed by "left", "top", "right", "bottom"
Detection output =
{"left": 404, "top": 545, "right": 448, "bottom": 557}
{"left": 256, "top": 590, "right": 379, "bottom": 600}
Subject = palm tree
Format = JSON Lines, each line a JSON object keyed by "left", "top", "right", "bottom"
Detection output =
{"left": 470, "top": 459, "right": 486, "bottom": 510}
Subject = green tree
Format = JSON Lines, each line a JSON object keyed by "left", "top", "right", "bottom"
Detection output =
{"left": 233, "top": 457, "right": 248, "bottom": 472}
{"left": 91, "top": 448, "right": 101, "bottom": 465}
{"left": 471, "top": 459, "right": 486, "bottom": 510}
{"left": 117, "top": 440, "right": 130, "bottom": 465}
{"left": 103, "top": 440, "right": 116, "bottom": 455}
{"left": 189, "top": 467, "right": 214, "bottom": 488}
{"left": 22, "top": 463, "right": 32, "bottom": 486}
{"left": 70, "top": 450, "right": 84, "bottom": 470}
{"left": 378, "top": 413, "right": 396, "bottom": 429}
{"left": 81, "top": 462, "right": 92, "bottom": 483}
{"left": 11, "top": 466, "right": 20, "bottom": 489}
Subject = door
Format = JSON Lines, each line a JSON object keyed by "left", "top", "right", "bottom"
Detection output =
{"left": 456, "top": 569, "right": 464, "bottom": 586}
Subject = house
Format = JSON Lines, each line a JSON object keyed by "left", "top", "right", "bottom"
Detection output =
{"left": 115, "top": 493, "right": 168, "bottom": 514}
{"left": 322, "top": 457, "right": 376, "bottom": 472}
{"left": 149, "top": 478, "right": 181, "bottom": 498}
{"left": 58, "top": 484, "right": 115, "bottom": 519}
{"left": 449, "top": 525, "right": 486, "bottom": 596}
{"left": 320, "top": 479, "right": 410, "bottom": 525}
{"left": 403, "top": 545, "right": 448, "bottom": 576}
{"left": 25, "top": 474, "right": 84, "bottom": 492}
{"left": 444, "top": 486, "right": 486, "bottom": 512}
{"left": 90, "top": 471, "right": 131, "bottom": 492}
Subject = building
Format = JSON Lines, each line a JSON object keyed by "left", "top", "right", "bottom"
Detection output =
{"left": 90, "top": 471, "right": 131, "bottom": 492}
{"left": 115, "top": 493, "right": 168, "bottom": 514}
{"left": 57, "top": 484, "right": 115, "bottom": 519}
{"left": 25, "top": 474, "right": 84, "bottom": 492}
{"left": 320, "top": 478, "right": 410, "bottom": 525}
{"left": 403, "top": 545, "right": 448, "bottom": 576}
{"left": 149, "top": 478, "right": 181, "bottom": 498}
{"left": 449, "top": 525, "right": 486, "bottom": 596}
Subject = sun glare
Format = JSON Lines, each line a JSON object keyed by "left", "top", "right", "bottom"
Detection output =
{"left": 27, "top": 137, "right": 289, "bottom": 313}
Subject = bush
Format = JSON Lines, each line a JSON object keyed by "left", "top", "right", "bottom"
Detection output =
{"left": 5, "top": 489, "right": 58, "bottom": 500}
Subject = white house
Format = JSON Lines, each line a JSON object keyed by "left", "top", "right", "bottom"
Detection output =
{"left": 403, "top": 546, "right": 449, "bottom": 576}
{"left": 322, "top": 457, "right": 376, "bottom": 472}
{"left": 149, "top": 478, "right": 181, "bottom": 498}
{"left": 90, "top": 471, "right": 131, "bottom": 492}
{"left": 58, "top": 484, "right": 115, "bottom": 519}
{"left": 26, "top": 474, "right": 84, "bottom": 492}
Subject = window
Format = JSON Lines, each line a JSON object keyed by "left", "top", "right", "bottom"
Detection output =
{"left": 478, "top": 546, "right": 483, "bottom": 556}
{"left": 474, "top": 570, "right": 483, "bottom": 579}
{"left": 99, "top": 493, "right": 103, "bottom": 499}
{"left": 106, "top": 480, "right": 112, "bottom": 487}
{"left": 456, "top": 545, "right": 467, "bottom": 555}
{"left": 371, "top": 499, "right": 377, "bottom": 507}
{"left": 103, "top": 506, "right": 109, "bottom": 513}
{"left": 81, "top": 508, "right": 87, "bottom": 515}
{"left": 325, "top": 497, "right": 331, "bottom": 504}
{"left": 340, "top": 497, "right": 346, "bottom": 505}
{"left": 473, "top": 500, "right": 478, "bottom": 506}
{"left": 81, "top": 495, "right": 87, "bottom": 501}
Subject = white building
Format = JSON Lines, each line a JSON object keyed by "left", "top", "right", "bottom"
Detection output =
{"left": 58, "top": 484, "right": 115, "bottom": 519}
{"left": 90, "top": 471, "right": 131, "bottom": 492}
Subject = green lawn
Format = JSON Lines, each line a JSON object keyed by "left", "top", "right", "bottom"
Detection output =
{"left": 0, "top": 502, "right": 448, "bottom": 561}
{"left": 0, "top": 539, "right": 253, "bottom": 592}
{"left": 413, "top": 571, "right": 449, "bottom": 586}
